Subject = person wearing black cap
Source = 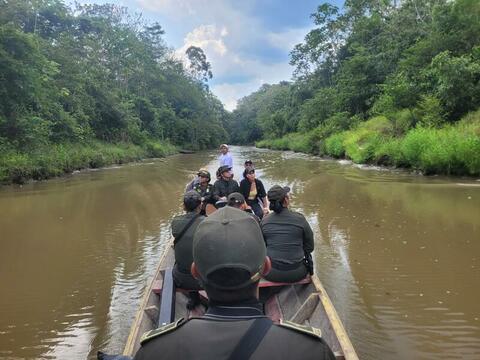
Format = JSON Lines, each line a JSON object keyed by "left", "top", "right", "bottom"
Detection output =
{"left": 171, "top": 191, "right": 205, "bottom": 308}
{"left": 261, "top": 185, "right": 314, "bottom": 283}
{"left": 213, "top": 165, "right": 240, "bottom": 204}
{"left": 239, "top": 165, "right": 268, "bottom": 219}
{"left": 134, "top": 207, "right": 335, "bottom": 360}
{"left": 227, "top": 192, "right": 260, "bottom": 223}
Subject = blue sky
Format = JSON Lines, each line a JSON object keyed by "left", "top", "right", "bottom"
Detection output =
{"left": 76, "top": 0, "right": 343, "bottom": 110}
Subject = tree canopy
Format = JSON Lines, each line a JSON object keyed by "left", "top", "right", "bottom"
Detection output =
{"left": 228, "top": 0, "right": 480, "bottom": 143}
{"left": 0, "top": 0, "right": 228, "bottom": 153}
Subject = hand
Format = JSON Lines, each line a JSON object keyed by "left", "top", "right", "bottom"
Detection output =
{"left": 263, "top": 207, "right": 269, "bottom": 215}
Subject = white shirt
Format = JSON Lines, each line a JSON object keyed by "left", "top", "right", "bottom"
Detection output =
{"left": 219, "top": 152, "right": 233, "bottom": 169}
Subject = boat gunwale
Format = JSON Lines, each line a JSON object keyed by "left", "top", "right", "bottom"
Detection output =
{"left": 123, "top": 240, "right": 173, "bottom": 356}
{"left": 123, "top": 240, "right": 358, "bottom": 359}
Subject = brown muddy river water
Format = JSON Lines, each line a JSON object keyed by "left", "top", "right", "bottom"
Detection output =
{"left": 1, "top": 146, "right": 479, "bottom": 359}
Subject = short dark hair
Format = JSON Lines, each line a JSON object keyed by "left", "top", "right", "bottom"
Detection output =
{"left": 184, "top": 194, "right": 201, "bottom": 211}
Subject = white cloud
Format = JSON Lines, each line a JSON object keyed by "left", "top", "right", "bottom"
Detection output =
{"left": 135, "top": 0, "right": 300, "bottom": 110}
{"left": 176, "top": 24, "right": 228, "bottom": 60}
{"left": 266, "top": 27, "right": 311, "bottom": 52}
{"left": 211, "top": 61, "right": 293, "bottom": 111}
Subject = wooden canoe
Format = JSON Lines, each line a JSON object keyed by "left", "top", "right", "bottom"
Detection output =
{"left": 123, "top": 241, "right": 358, "bottom": 359}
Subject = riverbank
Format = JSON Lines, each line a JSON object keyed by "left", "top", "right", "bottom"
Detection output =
{"left": 257, "top": 110, "right": 480, "bottom": 176}
{"left": 0, "top": 140, "right": 177, "bottom": 185}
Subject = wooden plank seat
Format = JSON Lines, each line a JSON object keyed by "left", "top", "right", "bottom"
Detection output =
{"left": 158, "top": 268, "right": 176, "bottom": 326}
{"left": 259, "top": 275, "right": 311, "bottom": 288}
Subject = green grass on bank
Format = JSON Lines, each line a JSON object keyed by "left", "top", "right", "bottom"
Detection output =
{"left": 257, "top": 110, "right": 480, "bottom": 176}
{"left": 0, "top": 140, "right": 177, "bottom": 184}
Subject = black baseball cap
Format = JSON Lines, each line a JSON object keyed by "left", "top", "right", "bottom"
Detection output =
{"left": 218, "top": 165, "right": 232, "bottom": 174}
{"left": 227, "top": 192, "right": 245, "bottom": 206}
{"left": 193, "top": 207, "right": 266, "bottom": 290}
{"left": 267, "top": 185, "right": 290, "bottom": 202}
{"left": 244, "top": 160, "right": 253, "bottom": 165}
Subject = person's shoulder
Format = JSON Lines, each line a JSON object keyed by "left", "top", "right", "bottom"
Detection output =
{"left": 272, "top": 320, "right": 335, "bottom": 359}
{"left": 140, "top": 318, "right": 188, "bottom": 346}
{"left": 287, "top": 209, "right": 307, "bottom": 219}
{"left": 171, "top": 213, "right": 187, "bottom": 223}
{"left": 276, "top": 320, "right": 322, "bottom": 339}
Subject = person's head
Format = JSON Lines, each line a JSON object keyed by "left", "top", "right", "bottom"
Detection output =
{"left": 267, "top": 185, "right": 290, "bottom": 213}
{"left": 227, "top": 192, "right": 246, "bottom": 210}
{"left": 243, "top": 166, "right": 255, "bottom": 182}
{"left": 244, "top": 160, "right": 253, "bottom": 168}
{"left": 218, "top": 165, "right": 233, "bottom": 180}
{"left": 183, "top": 190, "right": 202, "bottom": 212}
{"left": 219, "top": 144, "right": 229, "bottom": 155}
{"left": 197, "top": 169, "right": 211, "bottom": 184}
{"left": 191, "top": 207, "right": 271, "bottom": 303}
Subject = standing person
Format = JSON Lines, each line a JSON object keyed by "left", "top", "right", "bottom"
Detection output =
{"left": 239, "top": 166, "right": 268, "bottom": 219}
{"left": 213, "top": 165, "right": 239, "bottom": 204}
{"left": 192, "top": 169, "right": 215, "bottom": 215}
{"left": 134, "top": 207, "right": 335, "bottom": 360}
{"left": 261, "top": 185, "right": 314, "bottom": 283}
{"left": 171, "top": 191, "right": 205, "bottom": 309}
{"left": 218, "top": 144, "right": 233, "bottom": 169}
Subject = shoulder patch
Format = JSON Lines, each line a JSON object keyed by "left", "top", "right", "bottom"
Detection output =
{"left": 140, "top": 318, "right": 187, "bottom": 345}
{"left": 278, "top": 320, "right": 322, "bottom": 339}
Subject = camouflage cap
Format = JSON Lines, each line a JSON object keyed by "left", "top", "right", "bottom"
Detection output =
{"left": 193, "top": 207, "right": 266, "bottom": 290}
{"left": 197, "top": 169, "right": 211, "bottom": 180}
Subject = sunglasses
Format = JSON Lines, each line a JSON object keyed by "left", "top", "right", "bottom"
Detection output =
{"left": 247, "top": 170, "right": 255, "bottom": 174}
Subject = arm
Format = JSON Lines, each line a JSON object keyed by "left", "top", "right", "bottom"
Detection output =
{"left": 239, "top": 179, "right": 249, "bottom": 199}
{"left": 257, "top": 180, "right": 269, "bottom": 214}
{"left": 226, "top": 153, "right": 233, "bottom": 168}
{"left": 302, "top": 216, "right": 314, "bottom": 253}
{"left": 212, "top": 181, "right": 222, "bottom": 202}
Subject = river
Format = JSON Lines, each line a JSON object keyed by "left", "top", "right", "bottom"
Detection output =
{"left": 0, "top": 146, "right": 479, "bottom": 359}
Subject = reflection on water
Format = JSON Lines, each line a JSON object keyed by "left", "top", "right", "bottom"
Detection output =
{"left": 0, "top": 147, "right": 479, "bottom": 359}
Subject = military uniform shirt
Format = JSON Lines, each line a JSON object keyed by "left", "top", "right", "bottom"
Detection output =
{"left": 134, "top": 302, "right": 336, "bottom": 360}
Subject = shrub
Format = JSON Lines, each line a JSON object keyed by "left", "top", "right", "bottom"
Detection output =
{"left": 325, "top": 133, "right": 347, "bottom": 158}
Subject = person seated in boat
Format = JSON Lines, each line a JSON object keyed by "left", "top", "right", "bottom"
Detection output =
{"left": 242, "top": 159, "right": 253, "bottom": 175}
{"left": 213, "top": 165, "right": 239, "bottom": 204}
{"left": 134, "top": 207, "right": 335, "bottom": 360}
{"left": 261, "top": 185, "right": 314, "bottom": 283}
{"left": 227, "top": 192, "right": 260, "bottom": 222}
{"left": 239, "top": 165, "right": 269, "bottom": 219}
{"left": 185, "top": 167, "right": 208, "bottom": 192}
{"left": 171, "top": 191, "right": 205, "bottom": 308}
{"left": 191, "top": 169, "right": 215, "bottom": 215}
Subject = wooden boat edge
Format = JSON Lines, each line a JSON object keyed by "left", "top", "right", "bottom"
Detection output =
{"left": 123, "top": 242, "right": 358, "bottom": 359}
{"left": 123, "top": 241, "right": 173, "bottom": 356}
{"left": 311, "top": 276, "right": 359, "bottom": 360}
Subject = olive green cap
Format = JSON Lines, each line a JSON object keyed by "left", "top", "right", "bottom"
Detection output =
{"left": 193, "top": 207, "right": 265, "bottom": 290}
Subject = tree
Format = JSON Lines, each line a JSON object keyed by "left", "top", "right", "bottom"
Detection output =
{"left": 185, "top": 46, "right": 213, "bottom": 85}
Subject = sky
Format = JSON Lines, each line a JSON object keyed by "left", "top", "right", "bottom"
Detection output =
{"left": 75, "top": 0, "right": 343, "bottom": 111}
